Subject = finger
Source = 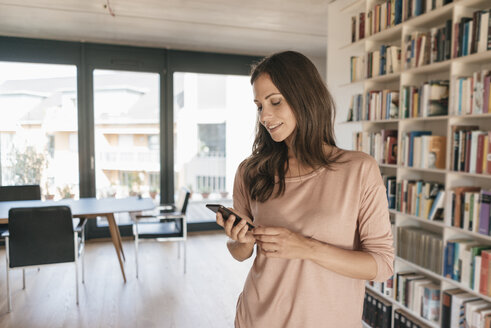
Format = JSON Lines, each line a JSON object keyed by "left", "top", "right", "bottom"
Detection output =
{"left": 223, "top": 214, "right": 235, "bottom": 237}
{"left": 216, "top": 212, "right": 225, "bottom": 227}
{"left": 253, "top": 226, "right": 282, "bottom": 236}
{"left": 230, "top": 218, "right": 247, "bottom": 240}
{"left": 259, "top": 241, "right": 279, "bottom": 253}
{"left": 237, "top": 223, "right": 249, "bottom": 242}
{"left": 254, "top": 235, "right": 278, "bottom": 243}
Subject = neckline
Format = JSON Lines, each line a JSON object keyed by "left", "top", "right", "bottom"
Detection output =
{"left": 283, "top": 166, "right": 326, "bottom": 183}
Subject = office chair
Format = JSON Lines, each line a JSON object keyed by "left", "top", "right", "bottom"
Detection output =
{"left": 132, "top": 187, "right": 190, "bottom": 278}
{"left": 0, "top": 184, "right": 42, "bottom": 273}
{"left": 3, "top": 206, "right": 86, "bottom": 312}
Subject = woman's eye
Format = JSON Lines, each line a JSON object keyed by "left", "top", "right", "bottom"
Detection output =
{"left": 256, "top": 106, "right": 262, "bottom": 112}
{"left": 271, "top": 99, "right": 281, "bottom": 106}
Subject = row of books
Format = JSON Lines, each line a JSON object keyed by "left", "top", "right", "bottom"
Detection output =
{"left": 347, "top": 94, "right": 363, "bottom": 122}
{"left": 400, "top": 80, "right": 449, "bottom": 118}
{"left": 366, "top": 89, "right": 399, "bottom": 121}
{"left": 351, "top": 0, "right": 453, "bottom": 43}
{"left": 448, "top": 188, "right": 491, "bottom": 236}
{"left": 395, "top": 271, "right": 440, "bottom": 323}
{"left": 450, "top": 126, "right": 490, "bottom": 174}
{"left": 367, "top": 278, "right": 395, "bottom": 298}
{"left": 350, "top": 56, "right": 365, "bottom": 82}
{"left": 403, "top": 20, "right": 452, "bottom": 70}
{"left": 454, "top": 70, "right": 491, "bottom": 116}
{"left": 400, "top": 132, "right": 446, "bottom": 169}
{"left": 363, "top": 292, "right": 392, "bottom": 328}
{"left": 368, "top": 45, "right": 402, "bottom": 78}
{"left": 453, "top": 9, "right": 491, "bottom": 58}
{"left": 383, "top": 175, "right": 397, "bottom": 210}
{"left": 393, "top": 310, "right": 429, "bottom": 328}
{"left": 353, "top": 130, "right": 398, "bottom": 164}
{"left": 443, "top": 240, "right": 491, "bottom": 293}
{"left": 442, "top": 288, "right": 491, "bottom": 328}
{"left": 395, "top": 180, "right": 444, "bottom": 221}
{"left": 397, "top": 226, "right": 443, "bottom": 274}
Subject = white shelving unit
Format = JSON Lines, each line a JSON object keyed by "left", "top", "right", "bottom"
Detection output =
{"left": 328, "top": 0, "right": 491, "bottom": 327}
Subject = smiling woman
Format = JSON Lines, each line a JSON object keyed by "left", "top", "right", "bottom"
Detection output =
{"left": 214, "top": 51, "right": 394, "bottom": 328}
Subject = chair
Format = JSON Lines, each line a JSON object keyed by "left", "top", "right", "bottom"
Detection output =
{"left": 2, "top": 206, "right": 86, "bottom": 312}
{"left": 0, "top": 185, "right": 42, "bottom": 255}
{"left": 132, "top": 187, "right": 190, "bottom": 278}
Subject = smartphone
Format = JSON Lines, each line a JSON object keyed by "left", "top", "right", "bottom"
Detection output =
{"left": 206, "top": 204, "right": 254, "bottom": 230}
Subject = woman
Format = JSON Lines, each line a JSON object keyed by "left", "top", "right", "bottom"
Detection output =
{"left": 216, "top": 51, "right": 394, "bottom": 328}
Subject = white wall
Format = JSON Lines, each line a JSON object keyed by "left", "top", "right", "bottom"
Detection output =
{"left": 327, "top": 1, "right": 363, "bottom": 150}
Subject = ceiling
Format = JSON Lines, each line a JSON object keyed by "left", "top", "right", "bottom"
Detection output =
{"left": 0, "top": 0, "right": 328, "bottom": 59}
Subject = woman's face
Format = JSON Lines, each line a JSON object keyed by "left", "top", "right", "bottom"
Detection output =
{"left": 253, "top": 73, "right": 296, "bottom": 144}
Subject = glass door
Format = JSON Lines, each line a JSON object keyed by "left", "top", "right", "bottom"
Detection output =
{"left": 0, "top": 61, "right": 79, "bottom": 199}
{"left": 173, "top": 72, "right": 256, "bottom": 224}
{"left": 93, "top": 69, "right": 160, "bottom": 227}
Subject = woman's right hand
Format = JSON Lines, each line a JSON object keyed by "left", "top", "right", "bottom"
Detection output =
{"left": 216, "top": 211, "right": 255, "bottom": 244}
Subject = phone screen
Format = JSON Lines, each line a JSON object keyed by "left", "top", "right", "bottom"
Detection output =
{"left": 206, "top": 204, "right": 254, "bottom": 230}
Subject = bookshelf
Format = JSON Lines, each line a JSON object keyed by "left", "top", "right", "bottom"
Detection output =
{"left": 328, "top": 0, "right": 491, "bottom": 327}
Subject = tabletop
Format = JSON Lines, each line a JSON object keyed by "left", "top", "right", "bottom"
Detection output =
{"left": 0, "top": 197, "right": 156, "bottom": 222}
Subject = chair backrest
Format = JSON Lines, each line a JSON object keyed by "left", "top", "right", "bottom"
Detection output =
{"left": 8, "top": 206, "right": 75, "bottom": 268}
{"left": 0, "top": 185, "right": 41, "bottom": 202}
{"left": 175, "top": 187, "right": 191, "bottom": 214}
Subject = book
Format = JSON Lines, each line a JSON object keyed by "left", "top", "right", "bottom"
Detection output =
{"left": 453, "top": 186, "right": 481, "bottom": 228}
{"left": 442, "top": 289, "right": 465, "bottom": 328}
{"left": 478, "top": 190, "right": 491, "bottom": 236}
{"left": 427, "top": 135, "right": 446, "bottom": 169}
{"left": 429, "top": 190, "right": 444, "bottom": 221}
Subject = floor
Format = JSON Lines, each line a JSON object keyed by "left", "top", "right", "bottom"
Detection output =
{"left": 0, "top": 231, "right": 253, "bottom": 328}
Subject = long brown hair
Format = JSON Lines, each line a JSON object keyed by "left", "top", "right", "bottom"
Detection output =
{"left": 242, "top": 51, "right": 343, "bottom": 202}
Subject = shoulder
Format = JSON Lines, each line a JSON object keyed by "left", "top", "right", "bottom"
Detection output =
{"left": 335, "top": 149, "right": 378, "bottom": 170}
{"left": 332, "top": 149, "right": 382, "bottom": 188}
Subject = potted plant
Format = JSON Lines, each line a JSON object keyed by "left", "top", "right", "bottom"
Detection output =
{"left": 220, "top": 190, "right": 229, "bottom": 199}
{"left": 199, "top": 186, "right": 211, "bottom": 199}
{"left": 57, "top": 184, "right": 74, "bottom": 199}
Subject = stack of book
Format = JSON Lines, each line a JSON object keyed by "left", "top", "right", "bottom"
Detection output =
{"left": 400, "top": 131, "right": 446, "bottom": 169}
{"left": 397, "top": 226, "right": 443, "bottom": 274}
{"left": 442, "top": 289, "right": 491, "bottom": 327}
{"left": 353, "top": 129, "right": 398, "bottom": 164}
{"left": 450, "top": 126, "right": 490, "bottom": 174}
{"left": 395, "top": 180, "right": 444, "bottom": 221}
{"left": 400, "top": 80, "right": 449, "bottom": 118}
{"left": 363, "top": 292, "right": 392, "bottom": 328}
{"left": 447, "top": 188, "right": 491, "bottom": 236}
{"left": 395, "top": 271, "right": 440, "bottom": 323}
{"left": 454, "top": 70, "right": 491, "bottom": 116}
{"left": 453, "top": 9, "right": 491, "bottom": 58}
{"left": 365, "top": 89, "right": 399, "bottom": 120}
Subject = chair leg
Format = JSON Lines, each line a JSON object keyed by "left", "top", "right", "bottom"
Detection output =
{"left": 183, "top": 240, "right": 187, "bottom": 274}
{"left": 22, "top": 269, "right": 25, "bottom": 290}
{"left": 81, "top": 228, "right": 86, "bottom": 284}
{"left": 134, "top": 222, "right": 139, "bottom": 279}
{"left": 74, "top": 234, "right": 79, "bottom": 306}
{"left": 6, "top": 236, "right": 11, "bottom": 312}
{"left": 177, "top": 240, "right": 181, "bottom": 259}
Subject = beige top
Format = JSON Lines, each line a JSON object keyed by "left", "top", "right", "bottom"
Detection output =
{"left": 233, "top": 150, "right": 394, "bottom": 328}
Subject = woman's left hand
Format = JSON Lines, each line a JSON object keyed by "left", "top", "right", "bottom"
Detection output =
{"left": 252, "top": 226, "right": 312, "bottom": 259}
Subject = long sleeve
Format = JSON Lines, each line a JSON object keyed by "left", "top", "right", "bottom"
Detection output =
{"left": 357, "top": 158, "right": 394, "bottom": 282}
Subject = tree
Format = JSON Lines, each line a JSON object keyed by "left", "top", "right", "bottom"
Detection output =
{"left": 9, "top": 146, "right": 46, "bottom": 185}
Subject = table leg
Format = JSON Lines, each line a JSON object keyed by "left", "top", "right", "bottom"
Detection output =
{"left": 106, "top": 213, "right": 127, "bottom": 283}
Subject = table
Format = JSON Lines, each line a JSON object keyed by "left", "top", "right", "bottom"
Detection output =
{"left": 0, "top": 197, "right": 155, "bottom": 282}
